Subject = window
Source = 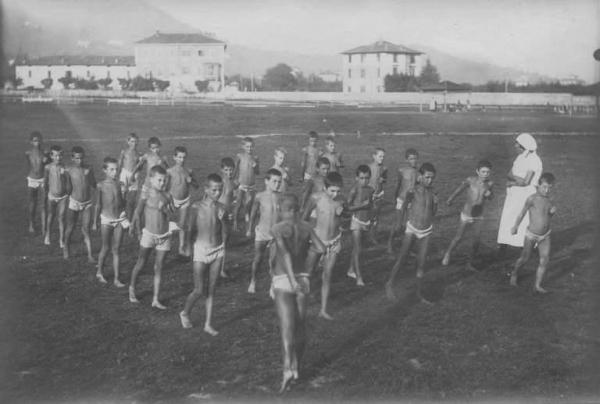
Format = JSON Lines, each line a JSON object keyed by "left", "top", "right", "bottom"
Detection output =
{"left": 348, "top": 69, "right": 351, "bottom": 78}
{"left": 410, "top": 55, "right": 415, "bottom": 63}
{"left": 86, "top": 70, "right": 90, "bottom": 78}
{"left": 348, "top": 54, "right": 352, "bottom": 63}
{"left": 181, "top": 50, "right": 191, "bottom": 57}
{"left": 409, "top": 66, "right": 415, "bottom": 76}
{"left": 360, "top": 85, "right": 365, "bottom": 93}
{"left": 28, "top": 70, "right": 32, "bottom": 78}
{"left": 47, "top": 70, "right": 52, "bottom": 78}
{"left": 198, "top": 50, "right": 204, "bottom": 56}
{"left": 360, "top": 69, "right": 365, "bottom": 78}
{"left": 66, "top": 70, "right": 72, "bottom": 78}
{"left": 360, "top": 54, "right": 365, "bottom": 63}
{"left": 107, "top": 69, "right": 111, "bottom": 78}
{"left": 377, "top": 68, "right": 380, "bottom": 78}
{"left": 393, "top": 54, "right": 398, "bottom": 63}
{"left": 377, "top": 53, "right": 381, "bottom": 62}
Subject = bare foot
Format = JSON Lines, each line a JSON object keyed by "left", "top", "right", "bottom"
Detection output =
{"left": 356, "top": 278, "right": 365, "bottom": 287}
{"left": 28, "top": 225, "right": 35, "bottom": 234}
{"left": 179, "top": 311, "right": 193, "bottom": 329}
{"left": 534, "top": 286, "right": 548, "bottom": 294}
{"left": 386, "top": 245, "right": 394, "bottom": 255}
{"left": 204, "top": 324, "right": 219, "bottom": 336}
{"left": 509, "top": 274, "right": 518, "bottom": 287}
{"left": 346, "top": 270, "right": 356, "bottom": 279}
{"left": 247, "top": 281, "right": 256, "bottom": 294}
{"left": 87, "top": 256, "right": 96, "bottom": 264}
{"left": 465, "top": 262, "right": 477, "bottom": 272}
{"left": 62, "top": 247, "right": 69, "bottom": 260}
{"left": 59, "top": 241, "right": 65, "bottom": 249}
{"left": 151, "top": 300, "right": 167, "bottom": 310}
{"left": 128, "top": 288, "right": 140, "bottom": 303}
{"left": 113, "top": 279, "right": 126, "bottom": 288}
{"left": 279, "top": 370, "right": 294, "bottom": 393}
{"left": 44, "top": 236, "right": 50, "bottom": 245}
{"left": 96, "top": 273, "right": 108, "bottom": 284}
{"left": 219, "top": 271, "right": 230, "bottom": 279}
{"left": 385, "top": 282, "right": 396, "bottom": 300}
{"left": 318, "top": 310, "right": 334, "bottom": 320}
{"left": 441, "top": 254, "right": 450, "bottom": 266}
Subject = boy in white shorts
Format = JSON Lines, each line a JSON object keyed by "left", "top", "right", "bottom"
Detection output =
{"left": 25, "top": 131, "right": 49, "bottom": 234}
{"left": 44, "top": 145, "right": 68, "bottom": 247}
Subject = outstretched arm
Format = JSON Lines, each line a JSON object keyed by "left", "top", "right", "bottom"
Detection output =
{"left": 301, "top": 196, "right": 316, "bottom": 221}
{"left": 246, "top": 197, "right": 260, "bottom": 237}
{"left": 447, "top": 180, "right": 468, "bottom": 205}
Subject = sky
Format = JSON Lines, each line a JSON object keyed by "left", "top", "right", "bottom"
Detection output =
{"left": 149, "top": 0, "right": 600, "bottom": 82}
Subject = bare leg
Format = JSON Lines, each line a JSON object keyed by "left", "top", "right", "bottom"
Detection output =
{"left": 275, "top": 290, "right": 297, "bottom": 393}
{"left": 244, "top": 192, "right": 255, "bottom": 228}
{"left": 129, "top": 247, "right": 152, "bottom": 303}
{"left": 28, "top": 188, "right": 38, "bottom": 233}
{"left": 96, "top": 225, "right": 113, "bottom": 283}
{"left": 124, "top": 190, "right": 137, "bottom": 230}
{"left": 220, "top": 234, "right": 230, "bottom": 278}
{"left": 319, "top": 253, "right": 337, "bottom": 320}
{"left": 385, "top": 233, "right": 414, "bottom": 300}
{"left": 348, "top": 230, "right": 364, "bottom": 285}
{"left": 248, "top": 241, "right": 267, "bottom": 293}
{"left": 466, "top": 220, "right": 483, "bottom": 271}
{"left": 81, "top": 207, "right": 95, "bottom": 263}
{"left": 386, "top": 209, "right": 404, "bottom": 254}
{"left": 63, "top": 209, "right": 77, "bottom": 259}
{"left": 151, "top": 250, "right": 168, "bottom": 309}
{"left": 204, "top": 257, "right": 221, "bottom": 335}
{"left": 41, "top": 193, "right": 47, "bottom": 236}
{"left": 177, "top": 206, "right": 189, "bottom": 256}
{"left": 510, "top": 238, "right": 534, "bottom": 286}
{"left": 181, "top": 261, "right": 207, "bottom": 328}
{"left": 112, "top": 225, "right": 125, "bottom": 287}
{"left": 534, "top": 237, "right": 551, "bottom": 293}
{"left": 415, "top": 236, "right": 433, "bottom": 304}
{"left": 232, "top": 189, "right": 245, "bottom": 232}
{"left": 57, "top": 198, "right": 67, "bottom": 248}
{"left": 442, "top": 220, "right": 468, "bottom": 266}
{"left": 44, "top": 201, "right": 56, "bottom": 245}
{"left": 295, "top": 290, "right": 308, "bottom": 378}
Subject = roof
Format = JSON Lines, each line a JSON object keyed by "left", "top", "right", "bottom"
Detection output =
{"left": 17, "top": 55, "right": 135, "bottom": 66}
{"left": 341, "top": 40, "right": 422, "bottom": 55}
{"left": 136, "top": 32, "right": 225, "bottom": 45}
{"left": 421, "top": 81, "right": 471, "bottom": 92}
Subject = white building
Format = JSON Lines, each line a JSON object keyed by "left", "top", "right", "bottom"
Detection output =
{"left": 15, "top": 55, "right": 136, "bottom": 90}
{"left": 134, "top": 31, "right": 227, "bottom": 92}
{"left": 317, "top": 71, "right": 341, "bottom": 83}
{"left": 341, "top": 40, "right": 425, "bottom": 93}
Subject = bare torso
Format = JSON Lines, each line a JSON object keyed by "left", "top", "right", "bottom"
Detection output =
{"left": 237, "top": 153, "right": 258, "bottom": 187}
{"left": 407, "top": 185, "right": 437, "bottom": 229}
{"left": 120, "top": 148, "right": 140, "bottom": 172}
{"left": 398, "top": 166, "right": 418, "bottom": 200}
{"left": 256, "top": 190, "right": 281, "bottom": 231}
{"left": 26, "top": 148, "right": 46, "bottom": 179}
{"left": 98, "top": 179, "right": 124, "bottom": 219}
{"left": 348, "top": 184, "right": 374, "bottom": 222}
{"left": 167, "top": 165, "right": 191, "bottom": 200}
{"left": 312, "top": 191, "right": 344, "bottom": 241}
{"left": 303, "top": 146, "right": 320, "bottom": 176}
{"left": 322, "top": 151, "right": 342, "bottom": 172}
{"left": 191, "top": 199, "right": 225, "bottom": 247}
{"left": 46, "top": 163, "right": 67, "bottom": 197}
{"left": 218, "top": 177, "right": 237, "bottom": 210}
{"left": 143, "top": 189, "right": 172, "bottom": 234}
{"left": 67, "top": 165, "right": 95, "bottom": 202}
{"left": 527, "top": 194, "right": 553, "bottom": 235}
{"left": 271, "top": 220, "right": 313, "bottom": 276}
{"left": 368, "top": 163, "right": 387, "bottom": 194}
{"left": 462, "top": 176, "right": 492, "bottom": 218}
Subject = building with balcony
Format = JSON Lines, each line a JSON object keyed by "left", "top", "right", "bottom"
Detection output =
{"left": 134, "top": 31, "right": 226, "bottom": 92}
{"left": 341, "top": 40, "right": 425, "bottom": 93}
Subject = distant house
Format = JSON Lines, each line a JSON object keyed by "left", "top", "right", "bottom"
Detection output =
{"left": 134, "top": 31, "right": 227, "bottom": 92}
{"left": 15, "top": 55, "right": 136, "bottom": 90}
{"left": 341, "top": 40, "right": 425, "bottom": 93}
{"left": 559, "top": 75, "right": 584, "bottom": 86}
{"left": 317, "top": 71, "right": 341, "bottom": 83}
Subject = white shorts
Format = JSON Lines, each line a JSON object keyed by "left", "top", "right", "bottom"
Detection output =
{"left": 119, "top": 169, "right": 138, "bottom": 191}
{"left": 313, "top": 232, "right": 342, "bottom": 256}
{"left": 193, "top": 242, "right": 225, "bottom": 264}
{"left": 48, "top": 193, "right": 68, "bottom": 203}
{"left": 173, "top": 196, "right": 190, "bottom": 210}
{"left": 239, "top": 184, "right": 256, "bottom": 193}
{"left": 255, "top": 225, "right": 273, "bottom": 242}
{"left": 303, "top": 172, "right": 312, "bottom": 181}
{"left": 373, "top": 190, "right": 385, "bottom": 200}
{"left": 100, "top": 214, "right": 130, "bottom": 229}
{"left": 525, "top": 228, "right": 551, "bottom": 247}
{"left": 405, "top": 221, "right": 433, "bottom": 239}
{"left": 27, "top": 177, "right": 44, "bottom": 189}
{"left": 350, "top": 215, "right": 371, "bottom": 231}
{"left": 460, "top": 212, "right": 483, "bottom": 224}
{"left": 395, "top": 198, "right": 404, "bottom": 210}
{"left": 140, "top": 228, "right": 172, "bottom": 251}
{"left": 271, "top": 273, "right": 310, "bottom": 296}
{"left": 69, "top": 197, "right": 92, "bottom": 212}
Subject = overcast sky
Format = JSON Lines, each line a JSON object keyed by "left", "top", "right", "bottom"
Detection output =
{"left": 150, "top": 0, "right": 600, "bottom": 82}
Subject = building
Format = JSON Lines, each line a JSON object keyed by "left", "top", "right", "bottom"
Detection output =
{"left": 341, "top": 40, "right": 425, "bottom": 93}
{"left": 15, "top": 55, "right": 136, "bottom": 90}
{"left": 134, "top": 31, "right": 226, "bottom": 92}
{"left": 317, "top": 71, "right": 341, "bottom": 83}
{"left": 559, "top": 75, "right": 585, "bottom": 86}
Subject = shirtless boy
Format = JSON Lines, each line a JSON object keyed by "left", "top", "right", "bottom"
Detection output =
{"left": 272, "top": 147, "right": 292, "bottom": 193}
{"left": 129, "top": 165, "right": 175, "bottom": 309}
{"left": 63, "top": 146, "right": 96, "bottom": 262}
{"left": 218, "top": 157, "right": 238, "bottom": 277}
{"left": 137, "top": 137, "right": 168, "bottom": 199}
{"left": 301, "top": 157, "right": 330, "bottom": 213}
{"left": 321, "top": 136, "right": 343, "bottom": 173}
{"left": 303, "top": 172, "right": 345, "bottom": 319}
{"left": 387, "top": 148, "right": 419, "bottom": 253}
{"left": 25, "top": 131, "right": 48, "bottom": 234}
{"left": 179, "top": 174, "right": 227, "bottom": 335}
{"left": 270, "top": 193, "right": 325, "bottom": 392}
{"left": 246, "top": 168, "right": 282, "bottom": 293}
{"left": 44, "top": 145, "right": 68, "bottom": 247}
{"left": 232, "top": 137, "right": 259, "bottom": 231}
{"left": 346, "top": 165, "right": 375, "bottom": 286}
{"left": 442, "top": 160, "right": 494, "bottom": 269}
{"left": 118, "top": 133, "right": 141, "bottom": 219}
{"left": 94, "top": 157, "right": 129, "bottom": 287}
{"left": 300, "top": 131, "right": 321, "bottom": 181}
{"left": 510, "top": 173, "right": 556, "bottom": 293}
{"left": 166, "top": 146, "right": 199, "bottom": 257}
{"left": 367, "top": 147, "right": 387, "bottom": 243}
{"left": 386, "top": 163, "right": 438, "bottom": 303}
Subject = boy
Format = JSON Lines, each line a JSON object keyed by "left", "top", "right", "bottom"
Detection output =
{"left": 246, "top": 168, "right": 283, "bottom": 293}
{"left": 166, "top": 146, "right": 199, "bottom": 257}
{"left": 270, "top": 193, "right": 325, "bottom": 392}
{"left": 441, "top": 160, "right": 494, "bottom": 269}
{"left": 385, "top": 163, "right": 438, "bottom": 303}
{"left": 128, "top": 165, "right": 175, "bottom": 309}
{"left": 300, "top": 131, "right": 321, "bottom": 181}
{"left": 321, "top": 136, "right": 344, "bottom": 173}
{"left": 218, "top": 157, "right": 238, "bottom": 277}
{"left": 94, "top": 157, "right": 129, "bottom": 287}
{"left": 44, "top": 145, "right": 68, "bottom": 247}
{"left": 510, "top": 173, "right": 556, "bottom": 293}
{"left": 25, "top": 131, "right": 48, "bottom": 234}
{"left": 118, "top": 133, "right": 141, "bottom": 219}
{"left": 367, "top": 148, "right": 387, "bottom": 243}
{"left": 303, "top": 172, "right": 345, "bottom": 320}
{"left": 232, "top": 137, "right": 259, "bottom": 232}
{"left": 137, "top": 136, "right": 168, "bottom": 199}
{"left": 179, "top": 174, "right": 228, "bottom": 335}
{"left": 387, "top": 148, "right": 419, "bottom": 253}
{"left": 272, "top": 147, "right": 292, "bottom": 193}
{"left": 63, "top": 146, "right": 96, "bottom": 262}
{"left": 300, "top": 157, "right": 330, "bottom": 213}
{"left": 346, "top": 165, "right": 375, "bottom": 286}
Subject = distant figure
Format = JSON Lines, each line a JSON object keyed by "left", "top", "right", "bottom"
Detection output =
{"left": 232, "top": 137, "right": 259, "bottom": 232}
{"left": 429, "top": 98, "right": 437, "bottom": 112}
{"left": 25, "top": 131, "right": 49, "bottom": 234}
{"left": 300, "top": 131, "right": 322, "bottom": 181}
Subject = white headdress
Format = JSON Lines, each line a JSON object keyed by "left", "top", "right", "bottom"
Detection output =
{"left": 516, "top": 133, "right": 537, "bottom": 152}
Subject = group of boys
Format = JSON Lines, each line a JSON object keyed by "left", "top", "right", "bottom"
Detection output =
{"left": 25, "top": 129, "right": 557, "bottom": 392}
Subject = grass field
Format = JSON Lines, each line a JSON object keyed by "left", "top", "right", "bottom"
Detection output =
{"left": 1, "top": 103, "right": 599, "bottom": 402}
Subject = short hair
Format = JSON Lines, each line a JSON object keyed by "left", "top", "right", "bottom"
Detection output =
{"left": 308, "top": 131, "right": 319, "bottom": 139}
{"left": 356, "top": 164, "right": 371, "bottom": 176}
{"left": 174, "top": 146, "right": 187, "bottom": 155}
{"left": 325, "top": 136, "right": 336, "bottom": 144}
{"left": 207, "top": 173, "right": 223, "bottom": 185}
{"left": 103, "top": 156, "right": 118, "bottom": 169}
{"left": 317, "top": 157, "right": 330, "bottom": 168}
{"left": 405, "top": 148, "right": 418, "bottom": 158}
{"left": 265, "top": 168, "right": 282, "bottom": 179}
{"left": 148, "top": 137, "right": 161, "bottom": 147}
{"left": 149, "top": 165, "right": 167, "bottom": 177}
{"left": 221, "top": 157, "right": 235, "bottom": 168}
{"left": 419, "top": 162, "right": 436, "bottom": 175}
{"left": 280, "top": 193, "right": 300, "bottom": 212}
{"left": 477, "top": 159, "right": 492, "bottom": 170}
{"left": 30, "top": 131, "right": 42, "bottom": 140}
{"left": 539, "top": 172, "right": 555, "bottom": 185}
{"left": 373, "top": 147, "right": 385, "bottom": 154}
{"left": 50, "top": 145, "right": 62, "bottom": 153}
{"left": 128, "top": 132, "right": 138, "bottom": 140}
{"left": 241, "top": 136, "right": 254, "bottom": 144}
{"left": 325, "top": 172, "right": 343, "bottom": 188}
{"left": 274, "top": 146, "right": 287, "bottom": 155}
{"left": 71, "top": 146, "right": 85, "bottom": 155}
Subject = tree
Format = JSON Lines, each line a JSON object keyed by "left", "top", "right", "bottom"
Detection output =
{"left": 262, "top": 63, "right": 297, "bottom": 91}
{"left": 97, "top": 77, "right": 113, "bottom": 90}
{"left": 129, "top": 76, "right": 154, "bottom": 92}
{"left": 420, "top": 59, "right": 440, "bottom": 85}
{"left": 58, "top": 76, "right": 75, "bottom": 89}
{"left": 118, "top": 78, "right": 131, "bottom": 90}
{"left": 41, "top": 78, "right": 53, "bottom": 89}
{"left": 153, "top": 79, "right": 170, "bottom": 91}
{"left": 195, "top": 80, "right": 209, "bottom": 92}
{"left": 73, "top": 77, "right": 98, "bottom": 90}
{"left": 384, "top": 73, "right": 420, "bottom": 92}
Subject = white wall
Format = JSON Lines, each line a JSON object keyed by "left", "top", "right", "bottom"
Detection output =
{"left": 16, "top": 65, "right": 136, "bottom": 90}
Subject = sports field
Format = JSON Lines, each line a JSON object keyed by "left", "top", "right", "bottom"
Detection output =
{"left": 1, "top": 103, "right": 599, "bottom": 402}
